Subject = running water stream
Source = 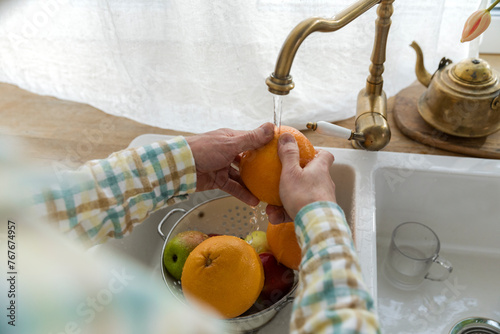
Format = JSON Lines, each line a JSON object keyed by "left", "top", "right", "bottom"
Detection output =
{"left": 273, "top": 95, "right": 283, "bottom": 133}
{"left": 248, "top": 95, "right": 283, "bottom": 233}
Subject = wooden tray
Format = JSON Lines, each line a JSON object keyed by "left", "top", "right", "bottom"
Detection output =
{"left": 393, "top": 83, "right": 500, "bottom": 159}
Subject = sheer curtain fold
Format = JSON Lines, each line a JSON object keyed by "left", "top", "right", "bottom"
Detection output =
{"left": 0, "top": 0, "right": 482, "bottom": 132}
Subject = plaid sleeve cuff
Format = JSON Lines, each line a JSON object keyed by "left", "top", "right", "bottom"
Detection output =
{"left": 294, "top": 201, "right": 353, "bottom": 253}
{"left": 291, "top": 201, "right": 380, "bottom": 334}
{"left": 32, "top": 136, "right": 197, "bottom": 247}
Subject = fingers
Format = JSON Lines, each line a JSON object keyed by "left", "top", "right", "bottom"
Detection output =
{"left": 216, "top": 169, "right": 260, "bottom": 207}
{"left": 228, "top": 164, "right": 243, "bottom": 185}
{"left": 221, "top": 179, "right": 260, "bottom": 207}
{"left": 234, "top": 122, "right": 275, "bottom": 153}
{"left": 266, "top": 205, "right": 293, "bottom": 225}
{"left": 308, "top": 149, "right": 334, "bottom": 171}
{"left": 278, "top": 133, "right": 300, "bottom": 174}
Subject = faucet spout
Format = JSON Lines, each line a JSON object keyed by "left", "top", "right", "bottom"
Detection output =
{"left": 266, "top": 0, "right": 381, "bottom": 95}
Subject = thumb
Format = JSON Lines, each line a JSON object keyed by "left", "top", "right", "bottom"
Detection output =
{"left": 235, "top": 122, "right": 275, "bottom": 152}
{"left": 278, "top": 133, "right": 300, "bottom": 173}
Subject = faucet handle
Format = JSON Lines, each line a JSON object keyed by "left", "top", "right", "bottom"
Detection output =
{"left": 306, "top": 121, "right": 365, "bottom": 141}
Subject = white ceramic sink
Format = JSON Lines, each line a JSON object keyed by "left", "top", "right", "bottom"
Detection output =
{"left": 375, "top": 166, "right": 500, "bottom": 333}
{"left": 94, "top": 134, "right": 500, "bottom": 333}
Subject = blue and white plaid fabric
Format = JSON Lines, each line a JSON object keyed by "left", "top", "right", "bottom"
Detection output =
{"left": 32, "top": 136, "right": 196, "bottom": 247}
{"left": 292, "top": 202, "right": 380, "bottom": 334}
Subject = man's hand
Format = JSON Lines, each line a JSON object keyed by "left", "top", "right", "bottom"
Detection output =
{"left": 267, "top": 132, "right": 336, "bottom": 224}
{"left": 186, "top": 123, "right": 274, "bottom": 206}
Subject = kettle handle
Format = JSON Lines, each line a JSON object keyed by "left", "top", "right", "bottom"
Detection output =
{"left": 492, "top": 93, "right": 500, "bottom": 110}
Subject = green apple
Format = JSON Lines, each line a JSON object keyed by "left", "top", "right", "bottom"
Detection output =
{"left": 163, "top": 230, "right": 209, "bottom": 280}
{"left": 244, "top": 230, "right": 270, "bottom": 254}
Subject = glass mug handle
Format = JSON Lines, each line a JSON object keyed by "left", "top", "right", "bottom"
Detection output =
{"left": 425, "top": 255, "right": 453, "bottom": 281}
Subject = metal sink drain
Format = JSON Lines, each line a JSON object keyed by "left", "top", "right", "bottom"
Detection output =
{"left": 450, "top": 318, "right": 500, "bottom": 334}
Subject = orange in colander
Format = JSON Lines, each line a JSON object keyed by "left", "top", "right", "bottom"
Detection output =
{"left": 181, "top": 235, "right": 264, "bottom": 319}
{"left": 266, "top": 221, "right": 302, "bottom": 270}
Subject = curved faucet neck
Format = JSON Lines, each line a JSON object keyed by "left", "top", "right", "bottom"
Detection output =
{"left": 271, "top": 0, "right": 381, "bottom": 86}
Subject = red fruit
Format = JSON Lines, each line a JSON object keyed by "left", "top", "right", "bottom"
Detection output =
{"left": 207, "top": 233, "right": 221, "bottom": 237}
{"left": 255, "top": 252, "right": 295, "bottom": 310}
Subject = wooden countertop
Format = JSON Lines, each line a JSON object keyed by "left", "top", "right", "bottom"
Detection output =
{"left": 2, "top": 54, "right": 499, "bottom": 166}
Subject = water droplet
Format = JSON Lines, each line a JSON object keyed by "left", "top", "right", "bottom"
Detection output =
{"left": 250, "top": 216, "right": 257, "bottom": 226}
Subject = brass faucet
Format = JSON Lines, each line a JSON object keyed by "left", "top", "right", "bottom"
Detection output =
{"left": 266, "top": 0, "right": 394, "bottom": 151}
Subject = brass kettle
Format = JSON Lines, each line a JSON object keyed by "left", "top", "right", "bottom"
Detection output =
{"left": 411, "top": 41, "right": 500, "bottom": 138}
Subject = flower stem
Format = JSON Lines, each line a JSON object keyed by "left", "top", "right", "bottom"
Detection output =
{"left": 487, "top": 0, "right": 500, "bottom": 12}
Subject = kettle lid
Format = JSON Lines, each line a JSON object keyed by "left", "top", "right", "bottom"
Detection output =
{"left": 451, "top": 58, "right": 495, "bottom": 85}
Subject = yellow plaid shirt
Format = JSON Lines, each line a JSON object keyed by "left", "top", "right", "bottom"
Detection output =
{"left": 32, "top": 137, "right": 196, "bottom": 247}
{"left": 32, "top": 136, "right": 380, "bottom": 333}
{"left": 293, "top": 202, "right": 380, "bottom": 333}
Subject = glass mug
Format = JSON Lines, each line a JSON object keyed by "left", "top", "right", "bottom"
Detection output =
{"left": 383, "top": 222, "right": 453, "bottom": 290}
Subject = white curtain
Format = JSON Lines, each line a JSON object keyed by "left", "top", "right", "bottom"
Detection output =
{"left": 0, "top": 0, "right": 482, "bottom": 133}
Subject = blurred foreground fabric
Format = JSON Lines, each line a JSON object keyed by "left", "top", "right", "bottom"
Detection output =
{"left": 0, "top": 137, "right": 222, "bottom": 334}
{"left": 0, "top": 0, "right": 483, "bottom": 132}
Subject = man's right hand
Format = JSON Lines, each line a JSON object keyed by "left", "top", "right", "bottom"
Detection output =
{"left": 266, "top": 132, "right": 337, "bottom": 224}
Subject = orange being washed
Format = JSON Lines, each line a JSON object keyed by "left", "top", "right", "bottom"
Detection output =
{"left": 266, "top": 222, "right": 301, "bottom": 270}
{"left": 181, "top": 235, "right": 264, "bottom": 319}
{"left": 239, "top": 125, "right": 315, "bottom": 206}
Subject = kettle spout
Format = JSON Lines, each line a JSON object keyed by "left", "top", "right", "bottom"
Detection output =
{"left": 410, "top": 41, "right": 432, "bottom": 87}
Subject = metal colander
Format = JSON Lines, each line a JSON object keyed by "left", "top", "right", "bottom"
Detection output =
{"left": 157, "top": 195, "right": 297, "bottom": 333}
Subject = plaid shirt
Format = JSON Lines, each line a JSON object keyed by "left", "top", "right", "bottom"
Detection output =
{"left": 293, "top": 202, "right": 380, "bottom": 333}
{"left": 32, "top": 136, "right": 196, "bottom": 247}
{"left": 32, "top": 136, "right": 380, "bottom": 333}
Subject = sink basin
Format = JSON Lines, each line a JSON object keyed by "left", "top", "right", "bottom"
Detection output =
{"left": 93, "top": 134, "right": 500, "bottom": 333}
{"left": 375, "top": 166, "right": 500, "bottom": 333}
